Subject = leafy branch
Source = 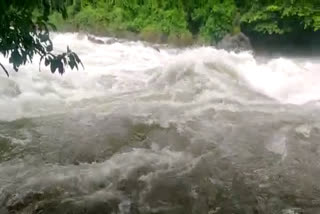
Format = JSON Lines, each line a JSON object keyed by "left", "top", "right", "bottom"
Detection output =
{"left": 0, "top": 0, "right": 82, "bottom": 76}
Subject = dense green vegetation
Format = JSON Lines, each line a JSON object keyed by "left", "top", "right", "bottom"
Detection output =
{"left": 240, "top": 0, "right": 320, "bottom": 34}
{"left": 0, "top": 0, "right": 82, "bottom": 76}
{"left": 51, "top": 0, "right": 320, "bottom": 45}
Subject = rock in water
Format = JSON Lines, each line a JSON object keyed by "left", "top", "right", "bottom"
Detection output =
{"left": 217, "top": 32, "right": 252, "bottom": 52}
{"left": 87, "top": 35, "right": 105, "bottom": 44}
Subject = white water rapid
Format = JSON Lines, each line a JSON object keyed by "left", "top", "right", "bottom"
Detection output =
{"left": 1, "top": 33, "right": 320, "bottom": 214}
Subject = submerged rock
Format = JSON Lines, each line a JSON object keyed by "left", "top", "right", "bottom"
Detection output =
{"left": 87, "top": 35, "right": 119, "bottom": 45}
{"left": 217, "top": 32, "right": 252, "bottom": 52}
{"left": 6, "top": 191, "right": 44, "bottom": 213}
{"left": 87, "top": 35, "right": 105, "bottom": 44}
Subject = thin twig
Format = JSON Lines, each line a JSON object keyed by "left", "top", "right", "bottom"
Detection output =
{"left": 0, "top": 63, "right": 9, "bottom": 77}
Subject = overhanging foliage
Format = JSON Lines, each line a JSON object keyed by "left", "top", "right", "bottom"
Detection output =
{"left": 0, "top": 0, "right": 82, "bottom": 76}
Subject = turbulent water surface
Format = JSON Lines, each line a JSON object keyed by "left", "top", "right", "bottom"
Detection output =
{"left": 1, "top": 33, "right": 320, "bottom": 214}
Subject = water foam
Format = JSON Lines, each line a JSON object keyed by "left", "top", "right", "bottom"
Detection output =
{"left": 1, "top": 33, "right": 319, "bottom": 121}
{"left": 2, "top": 33, "right": 320, "bottom": 213}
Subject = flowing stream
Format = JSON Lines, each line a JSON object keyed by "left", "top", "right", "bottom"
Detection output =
{"left": 1, "top": 33, "right": 320, "bottom": 214}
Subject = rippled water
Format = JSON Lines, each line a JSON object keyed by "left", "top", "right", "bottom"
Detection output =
{"left": 1, "top": 33, "right": 320, "bottom": 214}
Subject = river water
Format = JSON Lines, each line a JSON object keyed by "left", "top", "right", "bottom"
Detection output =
{"left": 1, "top": 33, "right": 320, "bottom": 214}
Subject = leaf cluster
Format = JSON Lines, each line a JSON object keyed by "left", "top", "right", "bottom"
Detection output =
{"left": 0, "top": 0, "right": 83, "bottom": 76}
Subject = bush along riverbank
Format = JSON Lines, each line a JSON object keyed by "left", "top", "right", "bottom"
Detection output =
{"left": 50, "top": 0, "right": 320, "bottom": 50}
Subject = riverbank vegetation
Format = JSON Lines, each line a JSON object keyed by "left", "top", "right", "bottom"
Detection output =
{"left": 50, "top": 0, "right": 320, "bottom": 45}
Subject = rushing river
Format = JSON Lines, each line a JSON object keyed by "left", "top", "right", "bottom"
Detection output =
{"left": 1, "top": 33, "right": 320, "bottom": 214}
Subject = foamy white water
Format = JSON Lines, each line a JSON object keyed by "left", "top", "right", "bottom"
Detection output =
{"left": 1, "top": 33, "right": 320, "bottom": 121}
{"left": 1, "top": 33, "right": 320, "bottom": 214}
